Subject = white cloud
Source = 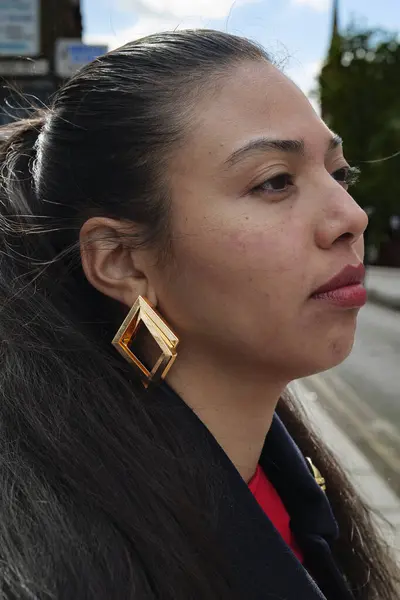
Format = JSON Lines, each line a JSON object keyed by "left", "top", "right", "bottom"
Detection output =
{"left": 115, "top": 0, "right": 258, "bottom": 20}
{"left": 291, "top": 0, "right": 329, "bottom": 11}
{"left": 85, "top": 16, "right": 203, "bottom": 49}
{"left": 84, "top": 0, "right": 262, "bottom": 50}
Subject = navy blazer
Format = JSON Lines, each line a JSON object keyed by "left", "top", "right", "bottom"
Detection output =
{"left": 158, "top": 382, "right": 355, "bottom": 599}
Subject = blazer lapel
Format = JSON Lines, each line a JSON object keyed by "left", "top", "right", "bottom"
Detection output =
{"left": 157, "top": 383, "right": 330, "bottom": 599}
{"left": 260, "top": 413, "right": 339, "bottom": 541}
{"left": 261, "top": 415, "right": 358, "bottom": 599}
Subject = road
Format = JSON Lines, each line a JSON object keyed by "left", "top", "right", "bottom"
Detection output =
{"left": 300, "top": 301, "right": 400, "bottom": 496}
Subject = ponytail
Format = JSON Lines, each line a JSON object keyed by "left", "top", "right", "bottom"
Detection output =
{"left": 0, "top": 115, "right": 237, "bottom": 599}
{"left": 0, "top": 113, "right": 44, "bottom": 211}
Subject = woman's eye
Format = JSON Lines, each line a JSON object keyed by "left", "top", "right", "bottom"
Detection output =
{"left": 332, "top": 166, "right": 360, "bottom": 188}
{"left": 251, "top": 173, "right": 294, "bottom": 194}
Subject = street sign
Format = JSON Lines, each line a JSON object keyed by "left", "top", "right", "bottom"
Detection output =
{"left": 0, "top": 0, "right": 39, "bottom": 57}
{"left": 0, "top": 58, "right": 48, "bottom": 76}
{"left": 55, "top": 39, "right": 108, "bottom": 78}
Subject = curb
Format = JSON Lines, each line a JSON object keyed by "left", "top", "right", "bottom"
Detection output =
{"left": 290, "top": 380, "right": 400, "bottom": 557}
{"left": 365, "top": 266, "right": 400, "bottom": 311}
{"left": 290, "top": 381, "right": 400, "bottom": 509}
{"left": 366, "top": 289, "right": 400, "bottom": 312}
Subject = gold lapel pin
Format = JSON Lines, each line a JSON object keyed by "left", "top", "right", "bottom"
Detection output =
{"left": 306, "top": 457, "right": 326, "bottom": 492}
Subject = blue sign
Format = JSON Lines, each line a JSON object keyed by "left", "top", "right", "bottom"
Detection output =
{"left": 67, "top": 44, "right": 108, "bottom": 65}
{"left": 55, "top": 39, "right": 108, "bottom": 78}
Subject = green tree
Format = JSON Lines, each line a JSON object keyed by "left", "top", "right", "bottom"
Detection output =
{"left": 318, "top": 25, "right": 400, "bottom": 260}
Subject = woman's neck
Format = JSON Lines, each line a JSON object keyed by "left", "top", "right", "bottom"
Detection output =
{"left": 166, "top": 350, "right": 287, "bottom": 483}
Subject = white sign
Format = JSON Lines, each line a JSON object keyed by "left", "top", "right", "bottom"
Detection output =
{"left": 0, "top": 58, "right": 48, "bottom": 76}
{"left": 0, "top": 0, "right": 39, "bottom": 57}
{"left": 55, "top": 39, "right": 108, "bottom": 78}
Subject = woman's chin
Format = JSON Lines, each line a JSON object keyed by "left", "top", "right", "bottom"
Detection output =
{"left": 290, "top": 332, "right": 356, "bottom": 381}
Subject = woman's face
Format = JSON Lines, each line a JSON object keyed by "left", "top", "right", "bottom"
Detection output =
{"left": 149, "top": 60, "right": 368, "bottom": 381}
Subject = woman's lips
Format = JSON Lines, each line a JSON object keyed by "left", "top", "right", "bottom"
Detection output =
{"left": 311, "top": 263, "right": 367, "bottom": 308}
{"left": 311, "top": 284, "right": 367, "bottom": 308}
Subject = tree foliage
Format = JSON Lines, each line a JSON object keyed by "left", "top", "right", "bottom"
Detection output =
{"left": 318, "top": 25, "right": 400, "bottom": 259}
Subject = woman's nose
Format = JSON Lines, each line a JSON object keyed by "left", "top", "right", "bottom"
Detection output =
{"left": 314, "top": 183, "right": 369, "bottom": 251}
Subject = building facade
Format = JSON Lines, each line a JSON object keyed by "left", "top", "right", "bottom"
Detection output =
{"left": 0, "top": 0, "right": 82, "bottom": 124}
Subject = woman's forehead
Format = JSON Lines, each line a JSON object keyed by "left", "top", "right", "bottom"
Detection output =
{"left": 175, "top": 61, "right": 331, "bottom": 172}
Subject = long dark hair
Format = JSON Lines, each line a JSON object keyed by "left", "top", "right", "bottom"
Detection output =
{"left": 0, "top": 29, "right": 398, "bottom": 599}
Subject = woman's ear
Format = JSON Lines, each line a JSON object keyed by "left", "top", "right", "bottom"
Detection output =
{"left": 79, "top": 217, "right": 158, "bottom": 308}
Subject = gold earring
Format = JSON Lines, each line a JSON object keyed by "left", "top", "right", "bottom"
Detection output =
{"left": 112, "top": 296, "right": 179, "bottom": 388}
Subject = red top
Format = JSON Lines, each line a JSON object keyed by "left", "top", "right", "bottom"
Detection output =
{"left": 248, "top": 464, "right": 304, "bottom": 563}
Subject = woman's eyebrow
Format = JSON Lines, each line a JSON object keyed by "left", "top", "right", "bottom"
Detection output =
{"left": 223, "top": 134, "right": 343, "bottom": 169}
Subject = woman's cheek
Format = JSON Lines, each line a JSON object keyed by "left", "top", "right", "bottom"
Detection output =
{"left": 226, "top": 223, "right": 302, "bottom": 272}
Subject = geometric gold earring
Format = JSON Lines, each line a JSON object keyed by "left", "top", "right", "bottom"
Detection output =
{"left": 112, "top": 295, "right": 179, "bottom": 388}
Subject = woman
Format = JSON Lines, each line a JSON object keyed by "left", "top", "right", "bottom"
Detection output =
{"left": 0, "top": 30, "right": 398, "bottom": 599}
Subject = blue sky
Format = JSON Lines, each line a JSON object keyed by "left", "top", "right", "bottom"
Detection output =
{"left": 82, "top": 0, "right": 400, "bottom": 101}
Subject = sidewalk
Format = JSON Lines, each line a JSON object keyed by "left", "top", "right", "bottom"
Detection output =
{"left": 290, "top": 380, "right": 400, "bottom": 560}
{"left": 365, "top": 266, "right": 400, "bottom": 310}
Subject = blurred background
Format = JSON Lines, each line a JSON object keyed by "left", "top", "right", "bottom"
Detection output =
{"left": 0, "top": 0, "right": 399, "bottom": 551}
